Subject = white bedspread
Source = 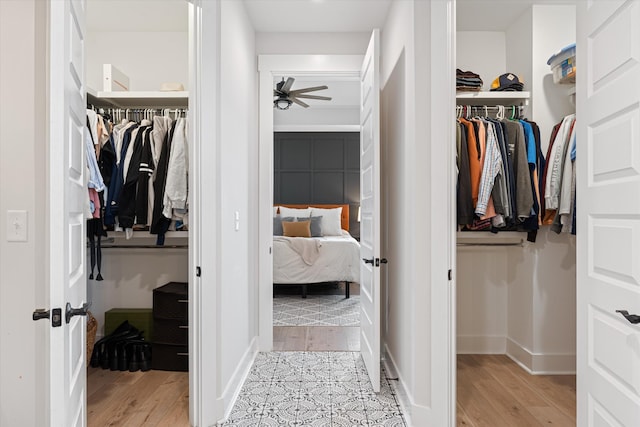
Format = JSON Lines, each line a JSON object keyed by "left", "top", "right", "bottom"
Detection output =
{"left": 273, "top": 232, "right": 361, "bottom": 284}
{"left": 273, "top": 236, "right": 321, "bottom": 265}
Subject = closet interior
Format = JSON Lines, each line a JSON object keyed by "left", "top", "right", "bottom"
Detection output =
{"left": 84, "top": 0, "right": 190, "bottom": 424}
{"left": 455, "top": 0, "right": 577, "bottom": 424}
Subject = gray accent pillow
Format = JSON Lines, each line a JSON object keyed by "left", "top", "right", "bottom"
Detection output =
{"left": 274, "top": 216, "right": 294, "bottom": 236}
{"left": 298, "top": 216, "right": 323, "bottom": 237}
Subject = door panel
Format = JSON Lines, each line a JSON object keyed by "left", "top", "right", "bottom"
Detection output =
{"left": 578, "top": 1, "right": 640, "bottom": 426}
{"left": 50, "top": 0, "right": 88, "bottom": 425}
{"left": 360, "top": 29, "right": 381, "bottom": 393}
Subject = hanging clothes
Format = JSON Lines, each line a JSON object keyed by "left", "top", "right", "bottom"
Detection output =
{"left": 84, "top": 104, "right": 190, "bottom": 281}
{"left": 543, "top": 114, "right": 577, "bottom": 235}
{"left": 455, "top": 106, "right": 544, "bottom": 240}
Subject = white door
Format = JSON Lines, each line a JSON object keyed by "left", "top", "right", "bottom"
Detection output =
{"left": 577, "top": 0, "right": 640, "bottom": 425}
{"left": 48, "top": 0, "right": 88, "bottom": 425}
{"left": 360, "top": 29, "right": 382, "bottom": 393}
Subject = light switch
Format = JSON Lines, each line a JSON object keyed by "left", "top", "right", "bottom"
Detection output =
{"left": 234, "top": 211, "right": 240, "bottom": 231}
{"left": 6, "top": 210, "right": 28, "bottom": 242}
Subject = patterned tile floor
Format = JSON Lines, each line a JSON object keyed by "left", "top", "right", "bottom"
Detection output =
{"left": 221, "top": 351, "right": 407, "bottom": 426}
{"left": 273, "top": 295, "right": 360, "bottom": 327}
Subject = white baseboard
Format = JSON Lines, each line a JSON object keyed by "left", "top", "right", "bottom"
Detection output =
{"left": 506, "top": 338, "right": 576, "bottom": 374}
{"left": 383, "top": 346, "right": 412, "bottom": 422}
{"left": 456, "top": 335, "right": 506, "bottom": 354}
{"left": 383, "top": 345, "right": 433, "bottom": 427}
{"left": 220, "top": 337, "right": 259, "bottom": 422}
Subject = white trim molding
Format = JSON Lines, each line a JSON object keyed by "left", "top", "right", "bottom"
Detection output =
{"left": 273, "top": 125, "right": 360, "bottom": 133}
{"left": 506, "top": 338, "right": 576, "bottom": 375}
{"left": 189, "top": 0, "right": 222, "bottom": 425}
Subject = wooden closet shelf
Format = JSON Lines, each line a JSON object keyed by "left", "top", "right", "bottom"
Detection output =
{"left": 105, "top": 230, "right": 189, "bottom": 240}
{"left": 87, "top": 88, "right": 188, "bottom": 108}
{"left": 456, "top": 91, "right": 530, "bottom": 105}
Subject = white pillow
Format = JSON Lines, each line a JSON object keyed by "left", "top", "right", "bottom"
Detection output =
{"left": 310, "top": 207, "right": 343, "bottom": 236}
{"left": 279, "top": 206, "right": 311, "bottom": 219}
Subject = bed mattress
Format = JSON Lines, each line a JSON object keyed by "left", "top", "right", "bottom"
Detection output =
{"left": 273, "top": 232, "right": 361, "bottom": 284}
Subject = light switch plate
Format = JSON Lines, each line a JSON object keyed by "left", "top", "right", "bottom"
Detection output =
{"left": 6, "top": 210, "right": 28, "bottom": 242}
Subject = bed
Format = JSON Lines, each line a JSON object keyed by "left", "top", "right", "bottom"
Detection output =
{"left": 273, "top": 204, "right": 361, "bottom": 298}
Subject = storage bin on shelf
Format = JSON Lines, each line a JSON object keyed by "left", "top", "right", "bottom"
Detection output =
{"left": 547, "top": 43, "right": 576, "bottom": 84}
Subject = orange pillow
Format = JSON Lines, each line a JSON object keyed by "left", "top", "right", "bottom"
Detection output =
{"left": 282, "top": 220, "right": 311, "bottom": 238}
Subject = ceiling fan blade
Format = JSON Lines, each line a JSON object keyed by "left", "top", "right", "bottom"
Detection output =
{"left": 274, "top": 89, "right": 283, "bottom": 96}
{"left": 294, "top": 94, "right": 332, "bottom": 101}
{"left": 289, "top": 85, "right": 328, "bottom": 95}
{"left": 290, "top": 97, "right": 310, "bottom": 108}
{"left": 281, "top": 77, "right": 295, "bottom": 93}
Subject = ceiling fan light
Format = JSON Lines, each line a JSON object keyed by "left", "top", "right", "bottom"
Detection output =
{"left": 274, "top": 98, "right": 292, "bottom": 110}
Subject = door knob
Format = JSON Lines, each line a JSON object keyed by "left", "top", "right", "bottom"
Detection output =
{"left": 363, "top": 258, "right": 374, "bottom": 265}
{"left": 65, "top": 302, "right": 91, "bottom": 324}
{"left": 616, "top": 310, "right": 640, "bottom": 324}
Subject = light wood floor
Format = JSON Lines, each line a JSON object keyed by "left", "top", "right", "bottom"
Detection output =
{"left": 273, "top": 326, "right": 360, "bottom": 351}
{"left": 89, "top": 317, "right": 575, "bottom": 426}
{"left": 457, "top": 354, "right": 576, "bottom": 427}
{"left": 87, "top": 368, "right": 189, "bottom": 427}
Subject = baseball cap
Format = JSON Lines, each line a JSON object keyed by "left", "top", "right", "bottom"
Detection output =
{"left": 490, "top": 73, "right": 524, "bottom": 91}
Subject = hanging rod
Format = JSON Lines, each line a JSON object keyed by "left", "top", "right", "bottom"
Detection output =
{"left": 94, "top": 244, "right": 189, "bottom": 249}
{"left": 456, "top": 105, "right": 525, "bottom": 117}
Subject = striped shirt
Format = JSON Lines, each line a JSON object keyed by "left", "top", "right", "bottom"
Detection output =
{"left": 475, "top": 121, "right": 503, "bottom": 216}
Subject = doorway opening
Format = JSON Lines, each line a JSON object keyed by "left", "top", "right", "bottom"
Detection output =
{"left": 453, "top": 2, "right": 578, "bottom": 425}
{"left": 84, "top": 0, "right": 191, "bottom": 425}
{"left": 271, "top": 75, "right": 362, "bottom": 352}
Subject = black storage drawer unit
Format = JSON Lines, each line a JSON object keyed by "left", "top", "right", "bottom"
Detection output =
{"left": 153, "top": 282, "right": 188, "bottom": 320}
{"left": 151, "top": 343, "right": 189, "bottom": 372}
{"left": 153, "top": 317, "right": 188, "bottom": 344}
{"left": 152, "top": 282, "right": 188, "bottom": 371}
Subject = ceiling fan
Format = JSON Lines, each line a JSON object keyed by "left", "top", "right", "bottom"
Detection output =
{"left": 273, "top": 77, "right": 332, "bottom": 110}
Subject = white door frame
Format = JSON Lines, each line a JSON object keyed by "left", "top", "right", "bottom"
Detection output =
{"left": 189, "top": 0, "right": 221, "bottom": 425}
{"left": 257, "top": 55, "right": 364, "bottom": 350}
{"left": 435, "top": 0, "right": 461, "bottom": 425}
{"left": 42, "top": 0, "right": 220, "bottom": 425}
{"left": 430, "top": 0, "right": 457, "bottom": 427}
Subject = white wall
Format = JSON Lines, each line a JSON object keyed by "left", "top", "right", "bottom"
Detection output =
{"left": 456, "top": 248, "right": 509, "bottom": 353}
{"left": 507, "top": 4, "right": 576, "bottom": 373}
{"left": 0, "top": 1, "right": 47, "bottom": 426}
{"left": 380, "top": 1, "right": 435, "bottom": 424}
{"left": 274, "top": 108, "right": 359, "bottom": 129}
{"left": 256, "top": 32, "right": 370, "bottom": 55}
{"left": 86, "top": 31, "right": 189, "bottom": 92}
{"left": 506, "top": 8, "right": 533, "bottom": 96}
{"left": 219, "top": 0, "right": 258, "bottom": 411}
{"left": 87, "top": 247, "right": 188, "bottom": 336}
{"left": 456, "top": 31, "right": 506, "bottom": 91}
{"left": 531, "top": 5, "right": 576, "bottom": 152}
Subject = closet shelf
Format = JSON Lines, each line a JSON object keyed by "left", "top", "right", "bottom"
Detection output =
{"left": 456, "top": 231, "right": 527, "bottom": 246}
{"left": 106, "top": 230, "right": 189, "bottom": 240}
{"left": 456, "top": 91, "right": 530, "bottom": 106}
{"left": 87, "top": 88, "right": 188, "bottom": 108}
